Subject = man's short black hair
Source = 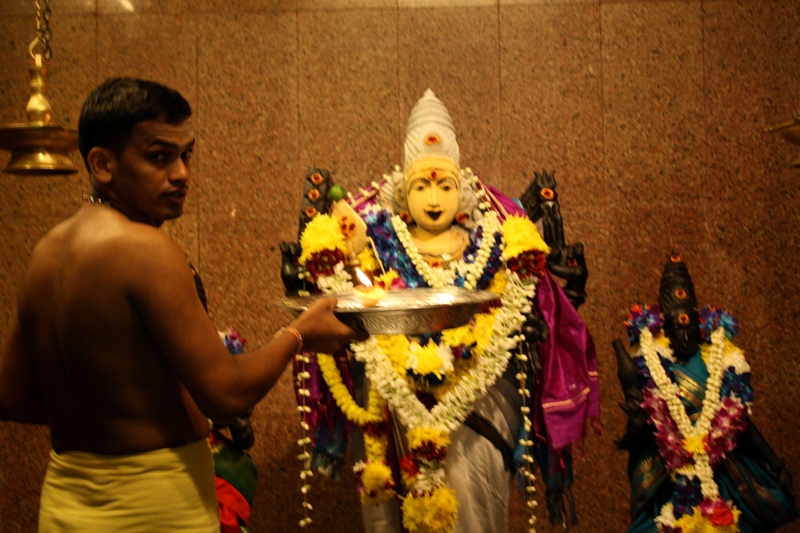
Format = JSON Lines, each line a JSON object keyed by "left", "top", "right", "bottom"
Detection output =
{"left": 78, "top": 77, "right": 192, "bottom": 167}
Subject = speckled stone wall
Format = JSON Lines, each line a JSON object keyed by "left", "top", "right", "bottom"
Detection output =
{"left": 1, "top": 1, "right": 799, "bottom": 532}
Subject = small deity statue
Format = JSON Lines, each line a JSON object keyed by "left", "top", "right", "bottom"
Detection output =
{"left": 613, "top": 255, "right": 798, "bottom": 533}
{"left": 285, "top": 89, "right": 599, "bottom": 533}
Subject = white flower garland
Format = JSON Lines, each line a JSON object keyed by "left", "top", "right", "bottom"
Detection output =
{"left": 350, "top": 267, "right": 535, "bottom": 433}
{"left": 637, "top": 327, "right": 728, "bottom": 500}
{"left": 315, "top": 262, "right": 354, "bottom": 294}
{"left": 392, "top": 210, "right": 501, "bottom": 290}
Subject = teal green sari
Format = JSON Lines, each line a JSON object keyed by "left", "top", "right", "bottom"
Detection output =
{"left": 627, "top": 353, "right": 796, "bottom": 533}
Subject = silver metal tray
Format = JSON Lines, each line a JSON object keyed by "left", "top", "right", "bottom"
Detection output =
{"left": 277, "top": 288, "right": 500, "bottom": 335}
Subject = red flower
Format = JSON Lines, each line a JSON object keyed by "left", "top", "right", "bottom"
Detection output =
{"left": 305, "top": 249, "right": 347, "bottom": 278}
{"left": 310, "top": 173, "right": 324, "bottom": 184}
{"left": 308, "top": 189, "right": 321, "bottom": 201}
{"left": 506, "top": 250, "right": 547, "bottom": 280}
{"left": 400, "top": 454, "right": 419, "bottom": 478}
{"left": 709, "top": 504, "right": 734, "bottom": 526}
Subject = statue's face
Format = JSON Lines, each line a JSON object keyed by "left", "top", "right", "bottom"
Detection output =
{"left": 663, "top": 309, "right": 700, "bottom": 360}
{"left": 406, "top": 170, "right": 460, "bottom": 234}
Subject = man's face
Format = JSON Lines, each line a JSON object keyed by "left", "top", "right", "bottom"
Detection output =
{"left": 406, "top": 171, "right": 460, "bottom": 235}
{"left": 110, "top": 118, "right": 195, "bottom": 226}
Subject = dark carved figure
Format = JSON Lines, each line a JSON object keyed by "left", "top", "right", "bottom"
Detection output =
{"left": 614, "top": 254, "right": 797, "bottom": 533}
{"left": 281, "top": 167, "right": 335, "bottom": 297}
{"left": 520, "top": 169, "right": 588, "bottom": 309}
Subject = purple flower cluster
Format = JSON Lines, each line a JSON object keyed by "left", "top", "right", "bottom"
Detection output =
{"left": 671, "top": 474, "right": 703, "bottom": 517}
{"left": 222, "top": 329, "right": 247, "bottom": 354}
{"left": 721, "top": 369, "right": 753, "bottom": 404}
{"left": 699, "top": 306, "right": 739, "bottom": 340}
{"left": 633, "top": 355, "right": 656, "bottom": 390}
{"left": 626, "top": 303, "right": 664, "bottom": 345}
{"left": 364, "top": 209, "right": 426, "bottom": 288}
{"left": 471, "top": 233, "right": 504, "bottom": 290}
{"left": 706, "top": 395, "right": 748, "bottom": 465}
{"left": 642, "top": 387, "right": 691, "bottom": 470}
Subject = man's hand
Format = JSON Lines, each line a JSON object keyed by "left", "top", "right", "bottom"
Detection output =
{"left": 291, "top": 297, "right": 370, "bottom": 354}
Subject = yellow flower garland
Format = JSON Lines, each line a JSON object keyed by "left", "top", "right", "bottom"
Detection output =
{"left": 402, "top": 486, "right": 459, "bottom": 533}
{"left": 299, "top": 215, "right": 348, "bottom": 265}
{"left": 501, "top": 215, "right": 550, "bottom": 259}
{"left": 317, "top": 353, "right": 395, "bottom": 505}
{"left": 317, "top": 353, "right": 384, "bottom": 426}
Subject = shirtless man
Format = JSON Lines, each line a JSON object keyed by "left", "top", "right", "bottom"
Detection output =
{"left": 0, "top": 77, "right": 365, "bottom": 532}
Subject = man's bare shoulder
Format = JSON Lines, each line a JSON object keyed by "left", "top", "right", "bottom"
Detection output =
{"left": 24, "top": 207, "right": 188, "bottom": 299}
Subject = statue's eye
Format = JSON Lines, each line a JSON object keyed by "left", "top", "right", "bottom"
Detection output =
{"left": 540, "top": 187, "right": 555, "bottom": 200}
{"left": 675, "top": 289, "right": 687, "bottom": 299}
{"left": 670, "top": 254, "right": 682, "bottom": 262}
{"left": 425, "top": 134, "right": 440, "bottom": 145}
{"left": 678, "top": 313, "right": 690, "bottom": 325}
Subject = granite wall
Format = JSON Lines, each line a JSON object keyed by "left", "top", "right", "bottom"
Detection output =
{"left": 1, "top": 0, "right": 799, "bottom": 531}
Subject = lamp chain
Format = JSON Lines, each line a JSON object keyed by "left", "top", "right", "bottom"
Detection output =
{"left": 34, "top": 0, "right": 53, "bottom": 60}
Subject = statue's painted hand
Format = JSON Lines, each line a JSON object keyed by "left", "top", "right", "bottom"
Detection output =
{"left": 613, "top": 338, "right": 648, "bottom": 446}
{"left": 521, "top": 314, "right": 549, "bottom": 374}
{"left": 280, "top": 241, "right": 303, "bottom": 296}
{"left": 547, "top": 243, "right": 588, "bottom": 308}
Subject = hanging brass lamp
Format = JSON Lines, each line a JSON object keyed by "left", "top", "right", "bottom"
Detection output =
{"left": 766, "top": 115, "right": 800, "bottom": 168}
{"left": 0, "top": 0, "right": 78, "bottom": 176}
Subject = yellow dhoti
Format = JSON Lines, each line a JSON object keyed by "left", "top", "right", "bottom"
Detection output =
{"left": 39, "top": 440, "right": 220, "bottom": 532}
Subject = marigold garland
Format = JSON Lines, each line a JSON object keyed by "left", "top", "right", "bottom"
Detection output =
{"left": 299, "top": 214, "right": 348, "bottom": 265}
{"left": 501, "top": 215, "right": 550, "bottom": 259}
{"left": 317, "top": 353, "right": 384, "bottom": 426}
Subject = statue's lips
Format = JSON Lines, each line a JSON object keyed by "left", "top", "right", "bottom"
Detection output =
{"left": 425, "top": 210, "right": 443, "bottom": 220}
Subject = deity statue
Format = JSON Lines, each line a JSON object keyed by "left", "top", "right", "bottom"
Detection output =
{"left": 613, "top": 255, "right": 798, "bottom": 533}
{"left": 284, "top": 89, "right": 599, "bottom": 533}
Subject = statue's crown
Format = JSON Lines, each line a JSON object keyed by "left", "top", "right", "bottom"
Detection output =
{"left": 658, "top": 253, "right": 698, "bottom": 316}
{"left": 404, "top": 89, "right": 460, "bottom": 170}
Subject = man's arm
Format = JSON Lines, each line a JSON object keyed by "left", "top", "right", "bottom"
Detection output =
{"left": 0, "top": 316, "right": 47, "bottom": 424}
{"left": 126, "top": 227, "right": 363, "bottom": 423}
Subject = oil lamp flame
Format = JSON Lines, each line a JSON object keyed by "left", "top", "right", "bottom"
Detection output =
{"left": 355, "top": 268, "right": 372, "bottom": 287}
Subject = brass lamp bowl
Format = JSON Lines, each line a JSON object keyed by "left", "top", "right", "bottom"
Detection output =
{"left": 0, "top": 123, "right": 78, "bottom": 175}
{"left": 0, "top": 55, "right": 79, "bottom": 176}
{"left": 278, "top": 288, "right": 500, "bottom": 336}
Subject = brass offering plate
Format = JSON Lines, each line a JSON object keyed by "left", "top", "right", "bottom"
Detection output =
{"left": 278, "top": 288, "right": 500, "bottom": 335}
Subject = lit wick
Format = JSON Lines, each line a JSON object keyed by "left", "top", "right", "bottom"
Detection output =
{"left": 355, "top": 268, "right": 372, "bottom": 287}
{"left": 353, "top": 268, "right": 386, "bottom": 307}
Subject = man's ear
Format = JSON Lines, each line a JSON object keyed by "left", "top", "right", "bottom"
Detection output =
{"left": 86, "top": 147, "right": 115, "bottom": 185}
